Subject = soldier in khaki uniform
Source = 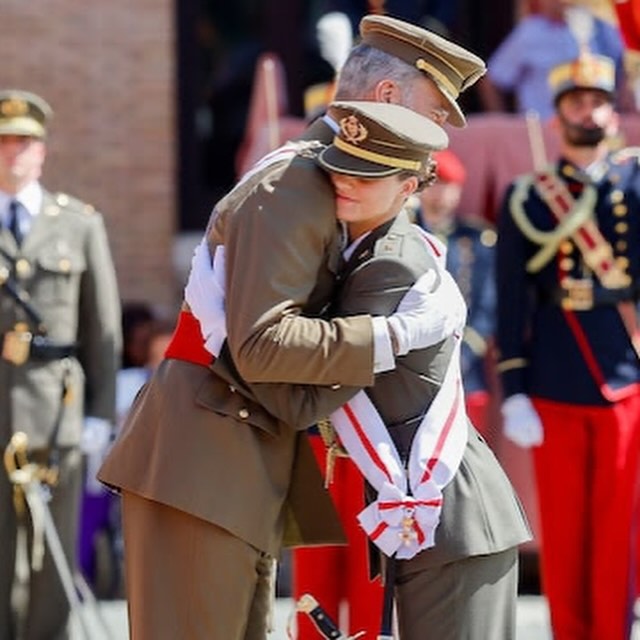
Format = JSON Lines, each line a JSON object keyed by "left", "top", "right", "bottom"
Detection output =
{"left": 0, "top": 90, "right": 121, "bottom": 640}
{"left": 99, "top": 17, "right": 487, "bottom": 640}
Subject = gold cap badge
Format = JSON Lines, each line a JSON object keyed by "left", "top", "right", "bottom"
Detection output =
{"left": 339, "top": 115, "right": 368, "bottom": 144}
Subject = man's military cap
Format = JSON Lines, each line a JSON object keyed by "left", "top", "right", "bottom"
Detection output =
{"left": 0, "top": 89, "right": 52, "bottom": 138}
{"left": 359, "top": 15, "right": 486, "bottom": 128}
{"left": 318, "top": 100, "right": 448, "bottom": 178}
{"left": 549, "top": 52, "right": 616, "bottom": 104}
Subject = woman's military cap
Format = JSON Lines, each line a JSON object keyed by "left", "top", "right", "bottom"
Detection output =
{"left": 360, "top": 15, "right": 486, "bottom": 128}
{"left": 0, "top": 89, "right": 53, "bottom": 138}
{"left": 318, "top": 100, "right": 448, "bottom": 178}
{"left": 548, "top": 52, "right": 616, "bottom": 104}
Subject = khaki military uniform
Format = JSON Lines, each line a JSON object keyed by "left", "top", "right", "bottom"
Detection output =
{"left": 99, "top": 120, "right": 379, "bottom": 640}
{"left": 0, "top": 190, "right": 121, "bottom": 640}
{"left": 332, "top": 213, "right": 530, "bottom": 639}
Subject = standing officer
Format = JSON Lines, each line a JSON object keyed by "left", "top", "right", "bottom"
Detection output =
{"left": 496, "top": 53, "right": 640, "bottom": 640}
{"left": 0, "top": 90, "right": 121, "bottom": 640}
{"left": 412, "top": 149, "right": 498, "bottom": 443}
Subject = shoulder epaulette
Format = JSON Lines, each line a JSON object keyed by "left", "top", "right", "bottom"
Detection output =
{"left": 374, "top": 232, "right": 403, "bottom": 257}
{"left": 54, "top": 192, "right": 95, "bottom": 215}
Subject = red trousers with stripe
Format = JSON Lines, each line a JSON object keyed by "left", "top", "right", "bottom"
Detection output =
{"left": 532, "top": 395, "right": 640, "bottom": 640}
{"left": 292, "top": 435, "right": 383, "bottom": 638}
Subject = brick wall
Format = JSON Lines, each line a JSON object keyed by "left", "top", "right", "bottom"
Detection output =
{"left": 0, "top": 0, "right": 178, "bottom": 314}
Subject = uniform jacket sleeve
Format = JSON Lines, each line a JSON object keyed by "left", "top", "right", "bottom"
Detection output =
{"left": 211, "top": 147, "right": 375, "bottom": 388}
{"left": 214, "top": 232, "right": 437, "bottom": 430}
{"left": 496, "top": 183, "right": 532, "bottom": 398}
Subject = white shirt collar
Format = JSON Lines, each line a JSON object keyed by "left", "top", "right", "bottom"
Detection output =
{"left": 0, "top": 181, "right": 43, "bottom": 225}
{"left": 322, "top": 114, "right": 339, "bottom": 134}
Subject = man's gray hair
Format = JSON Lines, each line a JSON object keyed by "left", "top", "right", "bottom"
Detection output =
{"left": 334, "top": 44, "right": 425, "bottom": 102}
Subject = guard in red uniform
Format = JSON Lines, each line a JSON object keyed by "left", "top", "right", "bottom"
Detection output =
{"left": 496, "top": 52, "right": 640, "bottom": 640}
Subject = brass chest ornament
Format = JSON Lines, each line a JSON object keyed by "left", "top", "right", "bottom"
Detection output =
{"left": 398, "top": 506, "right": 418, "bottom": 546}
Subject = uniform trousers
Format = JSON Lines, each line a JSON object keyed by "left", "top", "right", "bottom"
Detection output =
{"left": 122, "top": 490, "right": 275, "bottom": 640}
{"left": 394, "top": 546, "right": 519, "bottom": 640}
{"left": 532, "top": 395, "right": 640, "bottom": 640}
{"left": 292, "top": 435, "right": 383, "bottom": 638}
{"left": 0, "top": 446, "right": 83, "bottom": 640}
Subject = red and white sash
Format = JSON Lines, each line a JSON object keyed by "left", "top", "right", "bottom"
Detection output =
{"left": 328, "top": 225, "right": 467, "bottom": 560}
{"left": 330, "top": 327, "right": 467, "bottom": 560}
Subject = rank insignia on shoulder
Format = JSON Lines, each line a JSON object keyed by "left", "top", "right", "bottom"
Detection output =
{"left": 55, "top": 192, "right": 95, "bottom": 214}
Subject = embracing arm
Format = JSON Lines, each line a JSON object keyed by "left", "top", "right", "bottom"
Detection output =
{"left": 214, "top": 157, "right": 377, "bottom": 387}
{"left": 210, "top": 254, "right": 446, "bottom": 430}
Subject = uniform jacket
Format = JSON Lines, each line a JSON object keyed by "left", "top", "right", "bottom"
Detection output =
{"left": 262, "top": 212, "right": 530, "bottom": 568}
{"left": 99, "top": 119, "right": 377, "bottom": 555}
{"left": 497, "top": 154, "right": 640, "bottom": 405}
{"left": 416, "top": 215, "right": 497, "bottom": 393}
{"left": 0, "top": 190, "right": 121, "bottom": 449}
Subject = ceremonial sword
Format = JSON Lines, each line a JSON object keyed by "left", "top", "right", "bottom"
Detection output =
{"left": 4, "top": 431, "right": 115, "bottom": 640}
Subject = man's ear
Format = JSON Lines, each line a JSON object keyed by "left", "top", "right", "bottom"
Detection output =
{"left": 374, "top": 79, "right": 402, "bottom": 104}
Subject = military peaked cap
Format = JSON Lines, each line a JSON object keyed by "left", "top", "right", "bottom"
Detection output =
{"left": 319, "top": 100, "right": 448, "bottom": 177}
{"left": 360, "top": 15, "right": 486, "bottom": 127}
{"left": 0, "top": 89, "right": 52, "bottom": 138}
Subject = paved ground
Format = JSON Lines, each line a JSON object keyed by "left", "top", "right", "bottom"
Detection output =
{"left": 71, "top": 596, "right": 556, "bottom": 640}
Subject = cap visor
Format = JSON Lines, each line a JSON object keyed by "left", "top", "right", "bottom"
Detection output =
{"left": 318, "top": 146, "right": 404, "bottom": 177}
{"left": 444, "top": 95, "right": 466, "bottom": 128}
{"left": 0, "top": 118, "right": 45, "bottom": 138}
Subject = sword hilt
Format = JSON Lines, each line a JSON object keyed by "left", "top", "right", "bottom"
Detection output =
{"left": 296, "top": 594, "right": 366, "bottom": 640}
{"left": 3, "top": 431, "right": 58, "bottom": 488}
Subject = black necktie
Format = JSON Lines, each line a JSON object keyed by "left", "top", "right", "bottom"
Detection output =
{"left": 8, "top": 200, "right": 24, "bottom": 246}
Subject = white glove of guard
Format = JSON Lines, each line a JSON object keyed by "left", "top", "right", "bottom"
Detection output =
{"left": 81, "top": 416, "right": 113, "bottom": 494}
{"left": 387, "top": 269, "right": 467, "bottom": 356}
{"left": 501, "top": 393, "right": 544, "bottom": 448}
{"left": 183, "top": 239, "right": 227, "bottom": 356}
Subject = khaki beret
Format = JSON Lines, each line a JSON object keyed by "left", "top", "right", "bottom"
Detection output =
{"left": 0, "top": 89, "right": 52, "bottom": 138}
{"left": 319, "top": 100, "right": 448, "bottom": 178}
{"left": 549, "top": 52, "right": 616, "bottom": 104}
{"left": 360, "top": 15, "right": 486, "bottom": 127}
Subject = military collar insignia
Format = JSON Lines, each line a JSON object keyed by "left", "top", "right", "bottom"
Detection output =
{"left": 339, "top": 115, "right": 368, "bottom": 144}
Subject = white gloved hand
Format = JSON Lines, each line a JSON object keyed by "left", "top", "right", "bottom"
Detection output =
{"left": 386, "top": 269, "right": 467, "bottom": 356}
{"left": 501, "top": 393, "right": 544, "bottom": 448}
{"left": 183, "top": 240, "right": 227, "bottom": 356}
{"left": 81, "top": 417, "right": 113, "bottom": 494}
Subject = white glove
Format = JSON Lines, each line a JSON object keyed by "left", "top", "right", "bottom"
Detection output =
{"left": 183, "top": 240, "right": 227, "bottom": 356}
{"left": 81, "top": 417, "right": 113, "bottom": 494}
{"left": 501, "top": 393, "right": 544, "bottom": 448}
{"left": 387, "top": 269, "right": 467, "bottom": 356}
